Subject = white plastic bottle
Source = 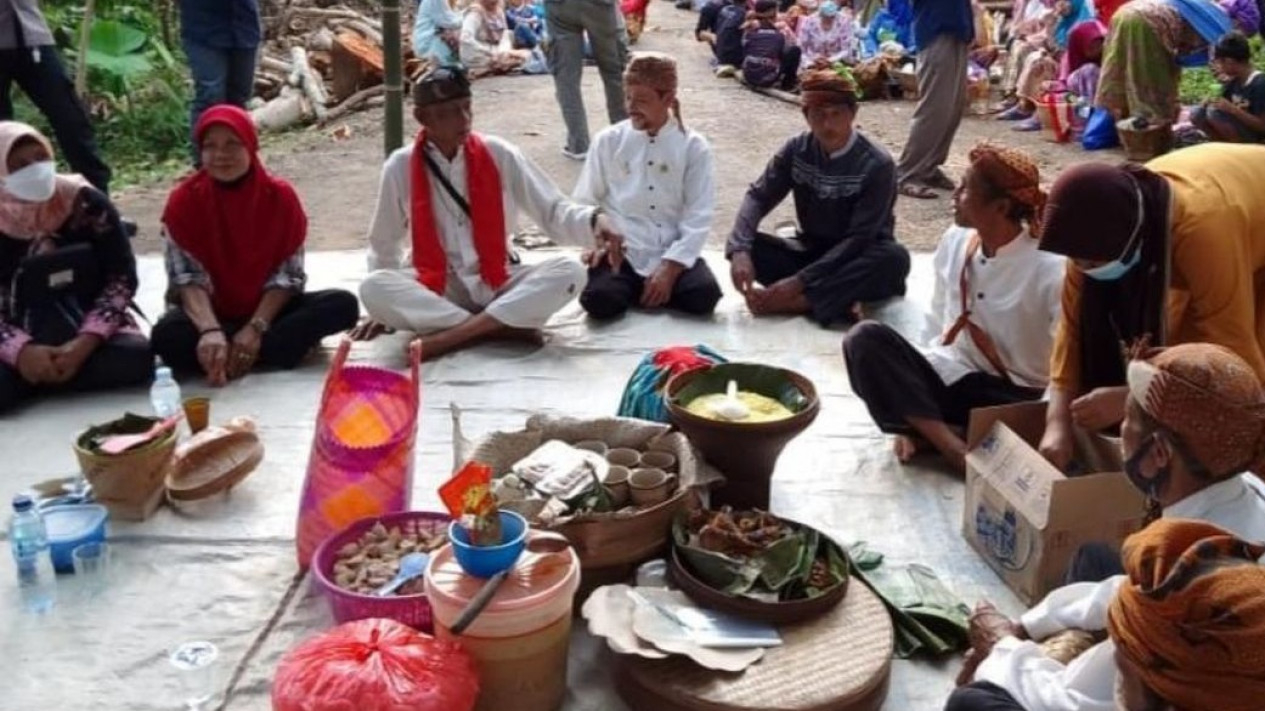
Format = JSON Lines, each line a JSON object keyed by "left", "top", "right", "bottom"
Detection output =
{"left": 9, "top": 495, "right": 56, "bottom": 614}
{"left": 149, "top": 359, "right": 183, "bottom": 419}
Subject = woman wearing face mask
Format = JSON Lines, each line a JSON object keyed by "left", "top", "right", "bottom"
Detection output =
{"left": 1035, "top": 142, "right": 1265, "bottom": 471}
{"left": 0, "top": 122, "right": 150, "bottom": 413}
{"left": 150, "top": 105, "right": 359, "bottom": 387}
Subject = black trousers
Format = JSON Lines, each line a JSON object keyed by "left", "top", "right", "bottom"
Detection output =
{"left": 580, "top": 258, "right": 723, "bottom": 320}
{"left": 751, "top": 233, "right": 910, "bottom": 326}
{"left": 843, "top": 321, "right": 1044, "bottom": 435}
{"left": 1064, "top": 541, "right": 1124, "bottom": 585}
{"left": 0, "top": 45, "right": 112, "bottom": 194}
{"left": 0, "top": 333, "right": 152, "bottom": 414}
{"left": 151, "top": 289, "right": 360, "bottom": 374}
{"left": 944, "top": 681, "right": 1024, "bottom": 711}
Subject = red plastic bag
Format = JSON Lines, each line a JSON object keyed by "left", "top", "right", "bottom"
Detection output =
{"left": 272, "top": 618, "right": 479, "bottom": 711}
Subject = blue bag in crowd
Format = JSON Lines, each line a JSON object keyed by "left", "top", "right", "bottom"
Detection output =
{"left": 1081, "top": 107, "right": 1120, "bottom": 150}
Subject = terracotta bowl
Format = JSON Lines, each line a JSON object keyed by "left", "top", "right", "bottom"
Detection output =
{"left": 664, "top": 363, "right": 820, "bottom": 509}
{"left": 669, "top": 544, "right": 849, "bottom": 625}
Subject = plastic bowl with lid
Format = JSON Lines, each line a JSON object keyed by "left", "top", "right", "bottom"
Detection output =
{"left": 43, "top": 504, "right": 110, "bottom": 573}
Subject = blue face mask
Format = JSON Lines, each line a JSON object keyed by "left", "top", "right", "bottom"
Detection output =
{"left": 1083, "top": 246, "right": 1142, "bottom": 281}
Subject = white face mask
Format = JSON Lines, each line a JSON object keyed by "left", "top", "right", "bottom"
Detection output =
{"left": 3, "top": 160, "right": 57, "bottom": 202}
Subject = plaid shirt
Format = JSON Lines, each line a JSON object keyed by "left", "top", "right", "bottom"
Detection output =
{"left": 162, "top": 233, "right": 307, "bottom": 306}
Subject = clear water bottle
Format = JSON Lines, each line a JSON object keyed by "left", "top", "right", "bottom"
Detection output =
{"left": 9, "top": 495, "right": 55, "bottom": 614}
{"left": 150, "top": 359, "right": 183, "bottom": 419}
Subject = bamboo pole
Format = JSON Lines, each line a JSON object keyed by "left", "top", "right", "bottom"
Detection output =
{"left": 75, "top": 0, "right": 96, "bottom": 98}
{"left": 381, "top": 0, "right": 405, "bottom": 156}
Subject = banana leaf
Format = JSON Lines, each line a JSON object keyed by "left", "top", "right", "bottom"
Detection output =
{"left": 670, "top": 363, "right": 810, "bottom": 413}
{"left": 77, "top": 413, "right": 164, "bottom": 454}
{"left": 847, "top": 542, "right": 971, "bottom": 659}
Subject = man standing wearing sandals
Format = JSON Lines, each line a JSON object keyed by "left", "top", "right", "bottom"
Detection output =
{"left": 545, "top": 0, "right": 630, "bottom": 161}
{"left": 896, "top": 0, "right": 973, "bottom": 200}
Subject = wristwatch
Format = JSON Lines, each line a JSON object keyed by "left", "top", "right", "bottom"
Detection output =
{"left": 248, "top": 317, "right": 270, "bottom": 335}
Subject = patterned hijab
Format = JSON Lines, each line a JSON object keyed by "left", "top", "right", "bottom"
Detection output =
{"left": 967, "top": 143, "right": 1047, "bottom": 237}
{"left": 0, "top": 121, "right": 91, "bottom": 240}
{"left": 1108, "top": 518, "right": 1265, "bottom": 711}
{"left": 1127, "top": 343, "right": 1265, "bottom": 478}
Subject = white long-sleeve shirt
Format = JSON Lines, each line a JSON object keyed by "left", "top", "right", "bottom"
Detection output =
{"left": 572, "top": 118, "right": 715, "bottom": 276}
{"left": 922, "top": 226, "right": 1066, "bottom": 390}
{"left": 975, "top": 473, "right": 1265, "bottom": 711}
{"left": 366, "top": 134, "right": 595, "bottom": 307}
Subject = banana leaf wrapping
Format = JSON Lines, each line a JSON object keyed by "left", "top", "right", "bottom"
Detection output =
{"left": 847, "top": 542, "right": 971, "bottom": 659}
{"left": 672, "top": 514, "right": 850, "bottom": 602}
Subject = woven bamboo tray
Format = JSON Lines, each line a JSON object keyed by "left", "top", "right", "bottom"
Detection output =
{"left": 616, "top": 580, "right": 894, "bottom": 711}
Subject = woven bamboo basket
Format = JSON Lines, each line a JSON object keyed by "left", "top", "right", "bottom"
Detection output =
{"left": 74, "top": 415, "right": 177, "bottom": 521}
{"left": 1117, "top": 120, "right": 1172, "bottom": 161}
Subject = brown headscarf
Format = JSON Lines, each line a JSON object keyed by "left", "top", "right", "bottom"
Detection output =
{"left": 967, "top": 142, "right": 1047, "bottom": 237}
{"left": 1108, "top": 518, "right": 1265, "bottom": 711}
{"left": 1127, "top": 343, "right": 1265, "bottom": 478}
{"left": 623, "top": 52, "right": 685, "bottom": 132}
{"left": 800, "top": 68, "right": 858, "bottom": 109}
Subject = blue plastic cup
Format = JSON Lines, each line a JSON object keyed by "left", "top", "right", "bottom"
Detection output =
{"left": 448, "top": 510, "right": 528, "bottom": 578}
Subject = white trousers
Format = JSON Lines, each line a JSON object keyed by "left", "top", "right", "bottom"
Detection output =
{"left": 359, "top": 257, "right": 586, "bottom": 333}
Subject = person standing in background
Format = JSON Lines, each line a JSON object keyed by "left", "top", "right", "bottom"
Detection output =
{"left": 178, "top": 0, "right": 261, "bottom": 165}
{"left": 895, "top": 0, "right": 973, "bottom": 200}
{"left": 0, "top": 0, "right": 112, "bottom": 195}
{"left": 544, "top": 0, "right": 629, "bottom": 161}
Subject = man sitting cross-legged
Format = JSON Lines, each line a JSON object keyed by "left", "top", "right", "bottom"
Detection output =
{"left": 725, "top": 69, "right": 911, "bottom": 326}
{"left": 843, "top": 144, "right": 1065, "bottom": 473}
{"left": 573, "top": 52, "right": 723, "bottom": 320}
{"left": 352, "top": 66, "right": 622, "bottom": 358}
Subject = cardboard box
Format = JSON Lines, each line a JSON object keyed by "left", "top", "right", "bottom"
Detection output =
{"left": 963, "top": 402, "right": 1147, "bottom": 605}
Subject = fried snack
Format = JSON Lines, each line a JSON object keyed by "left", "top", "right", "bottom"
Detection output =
{"left": 332, "top": 520, "right": 448, "bottom": 596}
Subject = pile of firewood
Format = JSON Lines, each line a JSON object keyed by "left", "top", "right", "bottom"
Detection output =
{"left": 250, "top": 1, "right": 431, "bottom": 132}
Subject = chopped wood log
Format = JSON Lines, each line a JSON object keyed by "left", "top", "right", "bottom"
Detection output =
{"left": 309, "top": 50, "right": 333, "bottom": 76}
{"left": 338, "top": 19, "right": 383, "bottom": 46}
{"left": 289, "top": 46, "right": 330, "bottom": 120}
{"left": 331, "top": 31, "right": 385, "bottom": 101}
{"left": 308, "top": 27, "right": 336, "bottom": 52}
{"left": 260, "top": 55, "right": 292, "bottom": 74}
{"left": 252, "top": 87, "right": 312, "bottom": 132}
{"left": 318, "top": 83, "right": 386, "bottom": 126}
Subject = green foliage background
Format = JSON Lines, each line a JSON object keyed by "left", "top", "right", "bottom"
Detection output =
{"left": 1177, "top": 35, "right": 1265, "bottom": 103}
{"left": 12, "top": 1, "right": 190, "bottom": 186}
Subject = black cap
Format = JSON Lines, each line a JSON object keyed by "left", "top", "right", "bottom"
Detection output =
{"left": 412, "top": 65, "right": 473, "bottom": 107}
{"left": 12, "top": 494, "right": 33, "bottom": 512}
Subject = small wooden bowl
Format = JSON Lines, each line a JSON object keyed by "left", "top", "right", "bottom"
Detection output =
{"left": 669, "top": 544, "right": 849, "bottom": 625}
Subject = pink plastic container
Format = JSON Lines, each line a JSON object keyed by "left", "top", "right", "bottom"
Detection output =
{"left": 312, "top": 510, "right": 450, "bottom": 632}
{"left": 425, "top": 532, "right": 581, "bottom": 711}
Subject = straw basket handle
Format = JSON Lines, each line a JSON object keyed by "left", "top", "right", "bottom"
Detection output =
{"left": 317, "top": 337, "right": 355, "bottom": 408}
{"left": 408, "top": 339, "right": 422, "bottom": 398}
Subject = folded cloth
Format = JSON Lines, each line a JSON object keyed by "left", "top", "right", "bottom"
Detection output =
{"left": 848, "top": 542, "right": 971, "bottom": 658}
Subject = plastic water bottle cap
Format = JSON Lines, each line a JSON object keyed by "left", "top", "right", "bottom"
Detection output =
{"left": 12, "top": 494, "right": 33, "bottom": 512}
{"left": 156, "top": 366, "right": 173, "bottom": 380}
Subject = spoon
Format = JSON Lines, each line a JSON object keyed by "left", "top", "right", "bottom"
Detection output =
{"left": 374, "top": 552, "right": 430, "bottom": 597}
{"left": 449, "top": 533, "right": 571, "bottom": 635}
{"left": 98, "top": 414, "right": 184, "bottom": 455}
{"left": 711, "top": 379, "right": 750, "bottom": 421}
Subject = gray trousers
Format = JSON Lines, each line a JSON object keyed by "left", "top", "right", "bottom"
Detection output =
{"left": 897, "top": 34, "right": 969, "bottom": 184}
{"left": 544, "top": 0, "right": 629, "bottom": 153}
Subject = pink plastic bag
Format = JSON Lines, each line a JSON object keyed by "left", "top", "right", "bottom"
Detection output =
{"left": 295, "top": 339, "right": 421, "bottom": 568}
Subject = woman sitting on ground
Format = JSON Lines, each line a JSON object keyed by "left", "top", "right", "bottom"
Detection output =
{"left": 460, "top": 0, "right": 533, "bottom": 77}
{"left": 151, "top": 105, "right": 359, "bottom": 386}
{"left": 413, "top": 0, "right": 464, "bottom": 65}
{"left": 797, "top": 1, "right": 854, "bottom": 67}
{"left": 0, "top": 122, "right": 150, "bottom": 413}
{"left": 1059, "top": 18, "right": 1106, "bottom": 101}
{"left": 998, "top": 0, "right": 1097, "bottom": 128}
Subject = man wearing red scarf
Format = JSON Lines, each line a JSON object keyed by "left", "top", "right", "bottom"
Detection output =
{"left": 354, "top": 66, "right": 621, "bottom": 359}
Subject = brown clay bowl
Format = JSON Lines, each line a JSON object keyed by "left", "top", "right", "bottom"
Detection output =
{"left": 669, "top": 544, "right": 849, "bottom": 625}
{"left": 664, "top": 363, "right": 820, "bottom": 509}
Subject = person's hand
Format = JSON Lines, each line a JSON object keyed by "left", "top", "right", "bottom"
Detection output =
{"left": 48, "top": 334, "right": 101, "bottom": 383}
{"left": 197, "top": 329, "right": 230, "bottom": 387}
{"left": 1038, "top": 418, "right": 1075, "bottom": 471}
{"left": 1070, "top": 386, "right": 1127, "bottom": 431}
{"left": 641, "top": 261, "right": 684, "bottom": 308}
{"left": 227, "top": 326, "right": 262, "bottom": 381}
{"left": 16, "top": 344, "right": 62, "bottom": 385}
{"left": 350, "top": 318, "right": 393, "bottom": 342}
{"left": 593, "top": 214, "right": 625, "bottom": 270}
{"left": 729, "top": 251, "right": 756, "bottom": 295}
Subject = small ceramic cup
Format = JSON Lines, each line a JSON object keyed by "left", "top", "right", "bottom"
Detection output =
{"left": 629, "top": 468, "right": 671, "bottom": 507}
{"left": 606, "top": 448, "right": 641, "bottom": 468}
{"left": 639, "top": 450, "right": 677, "bottom": 472}
{"left": 603, "top": 465, "right": 631, "bottom": 508}
{"left": 573, "top": 440, "right": 609, "bottom": 456}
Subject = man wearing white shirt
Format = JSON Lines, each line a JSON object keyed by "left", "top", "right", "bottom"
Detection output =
{"left": 949, "top": 342, "right": 1265, "bottom": 711}
{"left": 352, "top": 66, "right": 622, "bottom": 358}
{"left": 573, "top": 52, "right": 723, "bottom": 319}
{"left": 843, "top": 144, "right": 1064, "bottom": 473}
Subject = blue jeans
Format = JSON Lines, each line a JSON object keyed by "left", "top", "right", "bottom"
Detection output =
{"left": 183, "top": 41, "right": 257, "bottom": 163}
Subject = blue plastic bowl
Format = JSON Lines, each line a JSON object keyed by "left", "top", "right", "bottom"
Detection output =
{"left": 43, "top": 504, "right": 109, "bottom": 573}
{"left": 447, "top": 510, "right": 527, "bottom": 579}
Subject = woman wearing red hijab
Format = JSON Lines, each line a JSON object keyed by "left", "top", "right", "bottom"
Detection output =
{"left": 151, "top": 105, "right": 358, "bottom": 386}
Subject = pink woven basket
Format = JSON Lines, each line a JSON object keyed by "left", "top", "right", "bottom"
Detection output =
{"left": 312, "top": 510, "right": 451, "bottom": 632}
{"left": 296, "top": 339, "right": 422, "bottom": 569}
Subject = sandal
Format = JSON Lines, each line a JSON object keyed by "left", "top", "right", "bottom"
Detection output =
{"left": 924, "top": 170, "right": 956, "bottom": 191}
{"left": 898, "top": 181, "right": 938, "bottom": 199}
{"left": 1012, "top": 116, "right": 1042, "bottom": 132}
{"left": 996, "top": 105, "right": 1032, "bottom": 121}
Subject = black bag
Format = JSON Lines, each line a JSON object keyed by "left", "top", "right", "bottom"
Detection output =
{"left": 11, "top": 243, "right": 101, "bottom": 344}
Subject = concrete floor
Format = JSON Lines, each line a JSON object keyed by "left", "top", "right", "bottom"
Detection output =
{"left": 0, "top": 249, "right": 1022, "bottom": 710}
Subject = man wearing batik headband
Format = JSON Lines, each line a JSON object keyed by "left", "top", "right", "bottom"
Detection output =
{"left": 949, "top": 342, "right": 1265, "bottom": 711}
{"left": 353, "top": 66, "right": 623, "bottom": 359}
{"left": 844, "top": 143, "right": 1064, "bottom": 473}
{"left": 573, "top": 52, "right": 723, "bottom": 320}
{"left": 725, "top": 69, "right": 910, "bottom": 326}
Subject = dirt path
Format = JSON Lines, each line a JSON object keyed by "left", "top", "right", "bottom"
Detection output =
{"left": 116, "top": 1, "right": 1116, "bottom": 254}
